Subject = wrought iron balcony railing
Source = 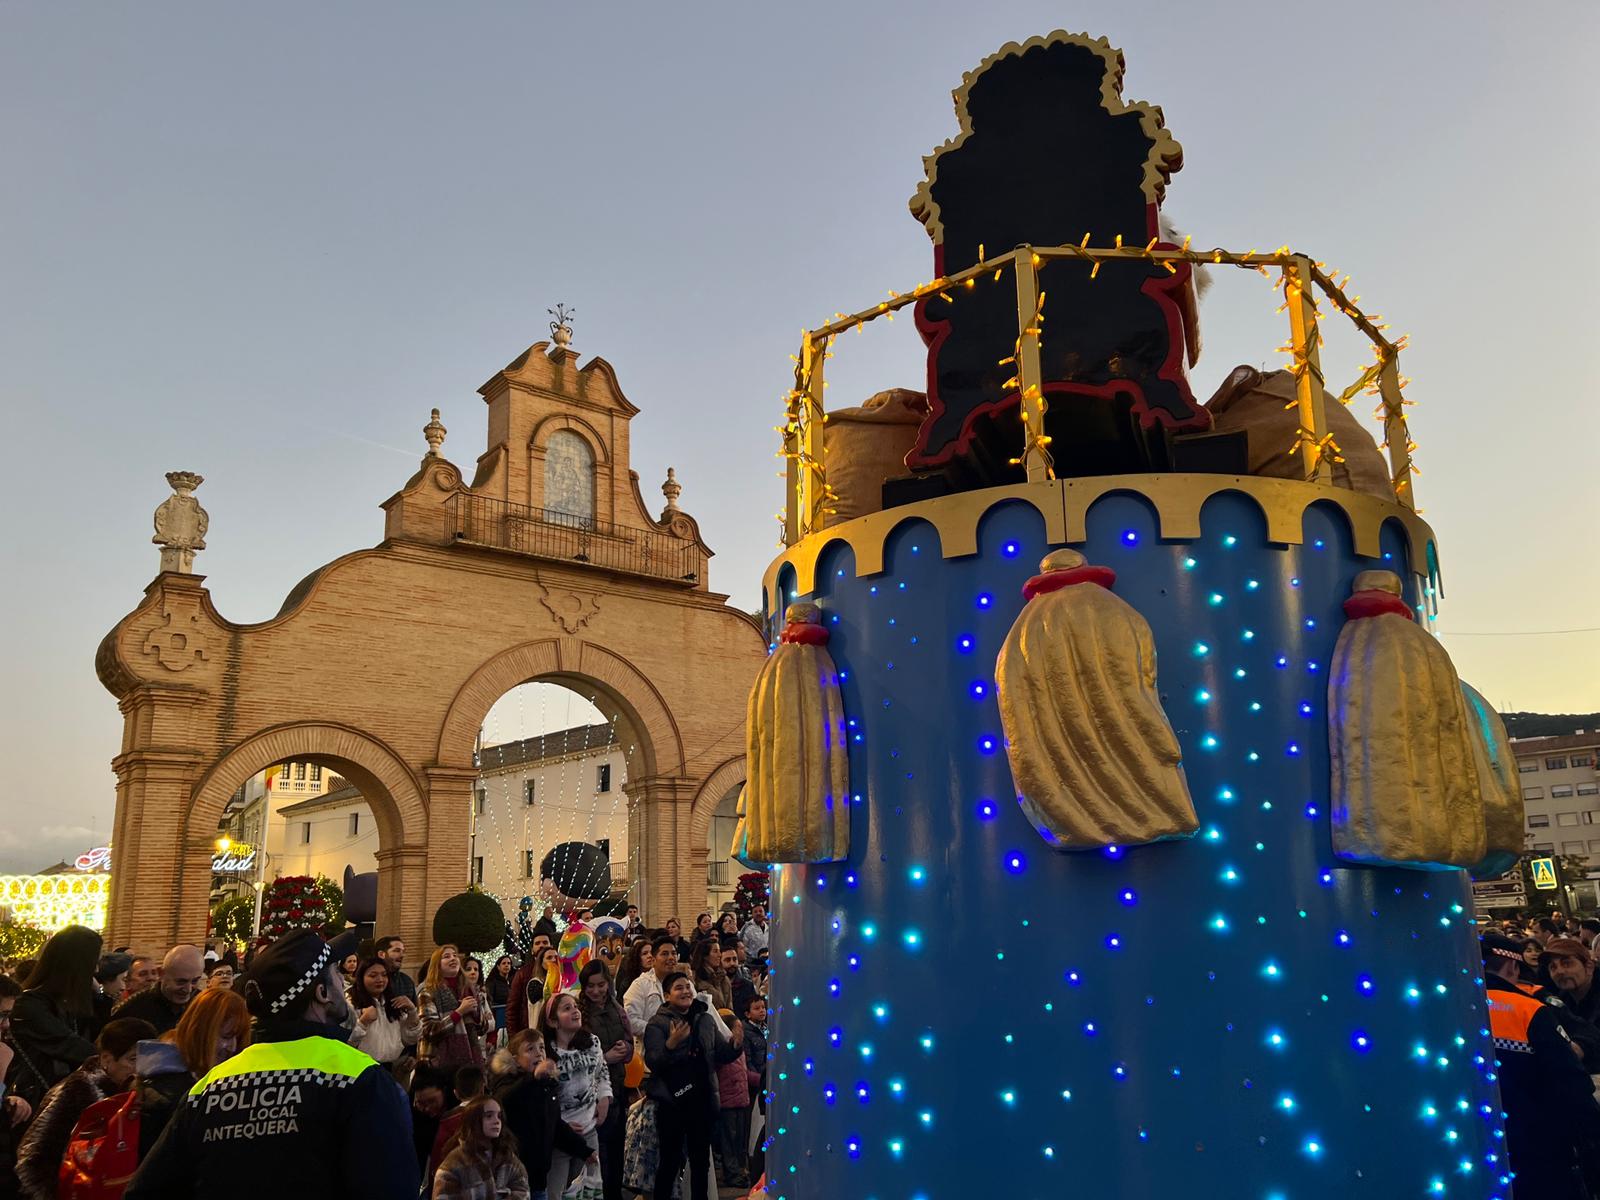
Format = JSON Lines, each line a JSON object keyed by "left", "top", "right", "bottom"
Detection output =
{"left": 445, "top": 494, "right": 699, "bottom": 584}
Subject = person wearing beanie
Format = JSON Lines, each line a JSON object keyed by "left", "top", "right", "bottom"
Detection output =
{"left": 126, "top": 928, "right": 417, "bottom": 1199}
{"left": 1479, "top": 930, "right": 1600, "bottom": 1198}
{"left": 1547, "top": 937, "right": 1600, "bottom": 1027}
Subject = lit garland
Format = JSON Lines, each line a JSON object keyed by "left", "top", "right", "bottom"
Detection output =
{"left": 778, "top": 238, "right": 1422, "bottom": 546}
{"left": 0, "top": 872, "right": 111, "bottom": 932}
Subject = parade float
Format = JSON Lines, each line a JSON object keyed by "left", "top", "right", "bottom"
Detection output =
{"left": 741, "top": 31, "right": 1517, "bottom": 1200}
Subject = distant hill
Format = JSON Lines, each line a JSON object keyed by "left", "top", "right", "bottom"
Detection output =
{"left": 1503, "top": 712, "right": 1600, "bottom": 739}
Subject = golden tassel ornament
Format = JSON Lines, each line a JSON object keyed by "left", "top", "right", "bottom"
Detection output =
{"left": 742, "top": 602, "right": 850, "bottom": 863}
{"left": 1461, "top": 681, "right": 1521, "bottom": 880}
{"left": 1328, "top": 570, "right": 1485, "bottom": 868}
{"left": 995, "top": 549, "right": 1198, "bottom": 850}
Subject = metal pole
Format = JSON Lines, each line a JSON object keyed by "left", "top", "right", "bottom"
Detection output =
{"left": 1283, "top": 255, "right": 1331, "bottom": 485}
{"left": 1012, "top": 248, "right": 1051, "bottom": 483}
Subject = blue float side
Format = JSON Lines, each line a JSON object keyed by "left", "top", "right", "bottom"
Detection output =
{"left": 763, "top": 489, "right": 1507, "bottom": 1200}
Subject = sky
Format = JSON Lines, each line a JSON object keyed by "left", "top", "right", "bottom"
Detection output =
{"left": 2, "top": 1, "right": 1596, "bottom": 872}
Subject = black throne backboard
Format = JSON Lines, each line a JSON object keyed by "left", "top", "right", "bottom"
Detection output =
{"left": 907, "top": 32, "right": 1210, "bottom": 483}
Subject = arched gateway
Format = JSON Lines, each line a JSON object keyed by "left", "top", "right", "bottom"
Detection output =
{"left": 96, "top": 334, "right": 766, "bottom": 953}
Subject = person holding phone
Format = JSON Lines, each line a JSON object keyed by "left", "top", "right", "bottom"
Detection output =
{"left": 642, "top": 972, "right": 744, "bottom": 1200}
{"left": 418, "top": 944, "right": 486, "bottom": 1070}
{"left": 347, "top": 957, "right": 420, "bottom": 1068}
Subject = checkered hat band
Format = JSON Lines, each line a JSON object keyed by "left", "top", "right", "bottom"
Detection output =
{"left": 1488, "top": 946, "right": 1522, "bottom": 961}
{"left": 268, "top": 940, "right": 333, "bottom": 1014}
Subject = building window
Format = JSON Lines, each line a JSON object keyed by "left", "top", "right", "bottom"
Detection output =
{"left": 295, "top": 762, "right": 307, "bottom": 781}
{"left": 597, "top": 764, "right": 611, "bottom": 793}
{"left": 310, "top": 764, "right": 322, "bottom": 783}
{"left": 475, "top": 788, "right": 486, "bottom": 816}
{"left": 301, "top": 821, "right": 312, "bottom": 844}
{"left": 597, "top": 837, "right": 611, "bottom": 861}
{"left": 1569, "top": 753, "right": 1595, "bottom": 767}
{"left": 1579, "top": 784, "right": 1599, "bottom": 796}
{"left": 1519, "top": 761, "right": 1540, "bottom": 774}
{"left": 1558, "top": 812, "right": 1580, "bottom": 826}
{"left": 349, "top": 813, "right": 360, "bottom": 836}
{"left": 1524, "top": 787, "right": 1546, "bottom": 800}
{"left": 1529, "top": 814, "right": 1551, "bottom": 828}
{"left": 545, "top": 430, "right": 595, "bottom": 525}
{"left": 525, "top": 780, "right": 537, "bottom": 806}
{"left": 525, "top": 849, "right": 536, "bottom": 878}
{"left": 1548, "top": 757, "right": 1569, "bottom": 770}
{"left": 1554, "top": 787, "right": 1576, "bottom": 799}
{"left": 1534, "top": 842, "right": 1555, "bottom": 854}
{"left": 472, "top": 856, "right": 484, "bottom": 885}
{"left": 1564, "top": 841, "right": 1587, "bottom": 856}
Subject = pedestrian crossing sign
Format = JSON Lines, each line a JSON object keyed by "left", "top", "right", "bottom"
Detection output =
{"left": 1531, "top": 857, "right": 1558, "bottom": 890}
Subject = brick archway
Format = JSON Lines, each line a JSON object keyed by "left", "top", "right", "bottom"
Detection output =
{"left": 97, "top": 338, "right": 767, "bottom": 954}
{"left": 175, "top": 722, "right": 428, "bottom": 948}
{"left": 435, "top": 638, "right": 685, "bottom": 780}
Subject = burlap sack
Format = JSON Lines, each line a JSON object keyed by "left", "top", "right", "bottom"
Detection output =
{"left": 820, "top": 388, "right": 927, "bottom": 527}
{"left": 1204, "top": 366, "right": 1392, "bottom": 500}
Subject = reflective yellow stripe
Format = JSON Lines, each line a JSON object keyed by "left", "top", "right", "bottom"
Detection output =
{"left": 189, "top": 1037, "right": 376, "bottom": 1096}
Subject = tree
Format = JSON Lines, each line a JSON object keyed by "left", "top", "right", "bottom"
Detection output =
{"left": 314, "top": 874, "right": 345, "bottom": 931}
{"left": 260, "top": 875, "right": 330, "bottom": 940}
{"left": 0, "top": 920, "right": 47, "bottom": 963}
{"left": 211, "top": 895, "right": 256, "bottom": 944}
{"left": 433, "top": 888, "right": 506, "bottom": 954}
{"left": 733, "top": 870, "right": 771, "bottom": 919}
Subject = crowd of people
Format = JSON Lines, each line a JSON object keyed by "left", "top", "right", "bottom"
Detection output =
{"left": 22, "top": 903, "right": 1600, "bottom": 1196}
{"left": 0, "top": 902, "right": 772, "bottom": 1200}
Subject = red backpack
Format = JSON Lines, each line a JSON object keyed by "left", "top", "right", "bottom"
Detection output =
{"left": 58, "top": 1090, "right": 141, "bottom": 1199}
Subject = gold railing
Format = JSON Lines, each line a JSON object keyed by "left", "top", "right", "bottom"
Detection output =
{"left": 780, "top": 241, "right": 1417, "bottom": 546}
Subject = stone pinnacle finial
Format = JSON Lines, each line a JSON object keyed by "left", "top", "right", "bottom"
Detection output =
{"left": 661, "top": 467, "right": 682, "bottom": 516}
{"left": 423, "top": 408, "right": 447, "bottom": 457}
{"left": 153, "top": 471, "right": 209, "bottom": 574}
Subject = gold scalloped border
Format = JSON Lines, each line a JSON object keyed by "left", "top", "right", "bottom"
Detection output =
{"left": 762, "top": 475, "right": 1440, "bottom": 604}
{"left": 910, "top": 30, "right": 1183, "bottom": 243}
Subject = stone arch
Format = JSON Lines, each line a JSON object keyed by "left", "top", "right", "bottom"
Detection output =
{"left": 178, "top": 721, "right": 429, "bottom": 943}
{"left": 436, "top": 638, "right": 685, "bottom": 779}
{"left": 689, "top": 754, "right": 748, "bottom": 851}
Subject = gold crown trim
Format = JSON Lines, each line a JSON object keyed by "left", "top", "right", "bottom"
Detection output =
{"left": 763, "top": 474, "right": 1439, "bottom": 606}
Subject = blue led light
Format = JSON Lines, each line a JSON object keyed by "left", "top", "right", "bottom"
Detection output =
{"left": 1120, "top": 889, "right": 1138, "bottom": 906}
{"left": 1183, "top": 556, "right": 1197, "bottom": 570}
{"left": 1223, "top": 535, "right": 1238, "bottom": 547}
{"left": 1246, "top": 578, "right": 1260, "bottom": 590}
{"left": 1208, "top": 592, "right": 1224, "bottom": 606}
{"left": 969, "top": 680, "right": 988, "bottom": 699}
{"left": 908, "top": 865, "right": 926, "bottom": 884}
{"left": 957, "top": 635, "right": 974, "bottom": 653}
{"left": 978, "top": 735, "right": 998, "bottom": 754}
{"left": 1352, "top": 1031, "right": 1371, "bottom": 1052}
{"left": 1265, "top": 1030, "right": 1287, "bottom": 1050}
{"left": 861, "top": 923, "right": 877, "bottom": 940}
{"left": 976, "top": 593, "right": 993, "bottom": 609}
{"left": 1193, "top": 641, "right": 1211, "bottom": 656}
{"left": 1122, "top": 530, "right": 1139, "bottom": 545}
{"left": 902, "top": 929, "right": 922, "bottom": 949}
{"left": 1002, "top": 541, "right": 1020, "bottom": 558}
{"left": 1105, "top": 934, "right": 1122, "bottom": 949}
{"left": 1278, "top": 1094, "right": 1296, "bottom": 1112}
{"left": 845, "top": 871, "right": 859, "bottom": 887}
{"left": 1201, "top": 734, "right": 1219, "bottom": 750}
{"left": 1000, "top": 1089, "right": 1017, "bottom": 1106}
{"left": 1005, "top": 851, "right": 1027, "bottom": 874}
{"left": 1196, "top": 688, "right": 1212, "bottom": 702}
{"left": 1302, "top": 1138, "right": 1323, "bottom": 1158}
{"left": 976, "top": 799, "right": 997, "bottom": 820}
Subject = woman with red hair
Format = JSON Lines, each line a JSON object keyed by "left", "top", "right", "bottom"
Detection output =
{"left": 135, "top": 984, "right": 250, "bottom": 1156}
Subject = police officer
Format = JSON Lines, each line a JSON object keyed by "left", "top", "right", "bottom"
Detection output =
{"left": 127, "top": 928, "right": 417, "bottom": 1198}
{"left": 1481, "top": 931, "right": 1600, "bottom": 1199}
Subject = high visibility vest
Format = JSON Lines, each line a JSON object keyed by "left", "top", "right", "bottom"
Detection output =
{"left": 188, "top": 1036, "right": 376, "bottom": 1096}
{"left": 1487, "top": 987, "right": 1543, "bottom": 1056}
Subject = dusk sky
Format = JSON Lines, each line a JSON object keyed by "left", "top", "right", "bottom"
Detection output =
{"left": 2, "top": 2, "right": 1595, "bottom": 872}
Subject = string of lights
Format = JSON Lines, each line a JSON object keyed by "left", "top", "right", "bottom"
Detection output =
{"left": 778, "top": 238, "right": 1423, "bottom": 547}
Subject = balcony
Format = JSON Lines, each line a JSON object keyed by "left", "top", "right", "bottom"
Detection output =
{"left": 445, "top": 493, "right": 699, "bottom": 585}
